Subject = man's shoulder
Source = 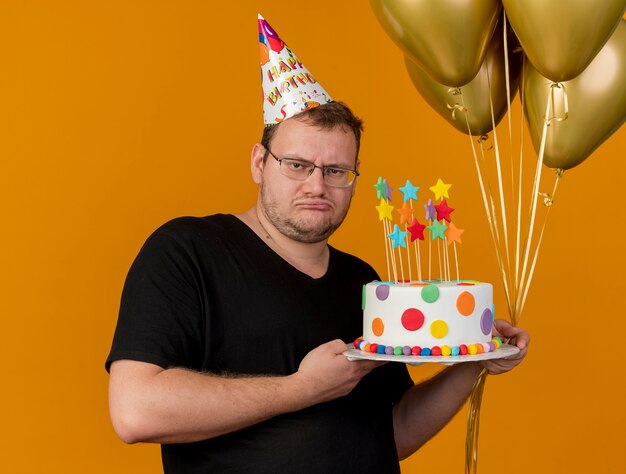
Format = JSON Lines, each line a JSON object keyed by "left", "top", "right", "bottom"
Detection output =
{"left": 134, "top": 214, "right": 241, "bottom": 257}
{"left": 149, "top": 214, "right": 236, "bottom": 240}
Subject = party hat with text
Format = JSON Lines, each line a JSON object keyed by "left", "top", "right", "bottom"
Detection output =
{"left": 258, "top": 14, "right": 333, "bottom": 126}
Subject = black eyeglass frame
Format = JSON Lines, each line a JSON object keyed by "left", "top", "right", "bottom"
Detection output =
{"left": 265, "top": 148, "right": 359, "bottom": 188}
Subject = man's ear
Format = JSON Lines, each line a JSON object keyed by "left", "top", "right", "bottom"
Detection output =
{"left": 251, "top": 143, "right": 266, "bottom": 184}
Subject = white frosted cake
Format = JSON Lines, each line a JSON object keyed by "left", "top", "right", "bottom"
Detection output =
{"left": 355, "top": 280, "right": 500, "bottom": 357}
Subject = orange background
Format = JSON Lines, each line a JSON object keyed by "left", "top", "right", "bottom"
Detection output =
{"left": 2, "top": 2, "right": 625, "bottom": 473}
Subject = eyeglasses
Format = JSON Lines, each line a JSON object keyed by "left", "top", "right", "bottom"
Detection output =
{"left": 266, "top": 148, "right": 359, "bottom": 188}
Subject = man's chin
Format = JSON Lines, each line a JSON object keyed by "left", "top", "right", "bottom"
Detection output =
{"left": 286, "top": 224, "right": 337, "bottom": 243}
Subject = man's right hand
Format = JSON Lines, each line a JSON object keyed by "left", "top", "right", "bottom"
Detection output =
{"left": 295, "top": 339, "right": 384, "bottom": 404}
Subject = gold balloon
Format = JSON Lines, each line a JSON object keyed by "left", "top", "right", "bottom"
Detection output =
{"left": 524, "top": 20, "right": 626, "bottom": 170}
{"left": 405, "top": 22, "right": 523, "bottom": 136}
{"left": 370, "top": 0, "right": 501, "bottom": 87}
{"left": 502, "top": 0, "right": 626, "bottom": 82}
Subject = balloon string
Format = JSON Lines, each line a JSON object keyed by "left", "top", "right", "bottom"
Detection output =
{"left": 502, "top": 12, "right": 519, "bottom": 299}
{"left": 477, "top": 135, "right": 513, "bottom": 314}
{"left": 503, "top": 10, "right": 513, "bottom": 145}
{"left": 487, "top": 70, "right": 513, "bottom": 293}
{"left": 515, "top": 85, "right": 553, "bottom": 325}
{"left": 446, "top": 87, "right": 467, "bottom": 122}
{"left": 517, "top": 170, "right": 562, "bottom": 317}
{"left": 545, "top": 82, "right": 569, "bottom": 124}
{"left": 514, "top": 58, "right": 526, "bottom": 309}
{"left": 461, "top": 86, "right": 513, "bottom": 474}
{"left": 465, "top": 369, "right": 488, "bottom": 474}
{"left": 447, "top": 102, "right": 468, "bottom": 121}
{"left": 459, "top": 93, "right": 512, "bottom": 314}
{"left": 477, "top": 136, "right": 505, "bottom": 278}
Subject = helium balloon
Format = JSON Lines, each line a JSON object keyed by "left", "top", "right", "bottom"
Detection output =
{"left": 524, "top": 20, "right": 626, "bottom": 170}
{"left": 503, "top": 0, "right": 626, "bottom": 82}
{"left": 371, "top": 0, "right": 501, "bottom": 86}
{"left": 406, "top": 21, "right": 522, "bottom": 136}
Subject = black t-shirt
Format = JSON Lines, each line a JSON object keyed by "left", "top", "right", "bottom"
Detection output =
{"left": 107, "top": 214, "right": 413, "bottom": 473}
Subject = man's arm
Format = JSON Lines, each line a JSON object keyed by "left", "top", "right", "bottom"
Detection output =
{"left": 392, "top": 320, "right": 530, "bottom": 459}
{"left": 108, "top": 339, "right": 382, "bottom": 444}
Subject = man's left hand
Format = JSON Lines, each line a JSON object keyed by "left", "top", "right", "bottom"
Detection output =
{"left": 479, "top": 319, "right": 530, "bottom": 375}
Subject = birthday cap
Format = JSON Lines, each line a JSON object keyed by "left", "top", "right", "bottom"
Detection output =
{"left": 258, "top": 14, "right": 333, "bottom": 126}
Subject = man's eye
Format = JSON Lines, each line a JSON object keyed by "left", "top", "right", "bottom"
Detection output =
{"left": 326, "top": 168, "right": 347, "bottom": 176}
{"left": 286, "top": 160, "right": 305, "bottom": 170}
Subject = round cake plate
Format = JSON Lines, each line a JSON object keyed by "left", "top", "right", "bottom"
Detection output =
{"left": 343, "top": 344, "right": 520, "bottom": 366}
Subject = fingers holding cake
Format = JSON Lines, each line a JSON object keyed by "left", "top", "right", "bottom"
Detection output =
{"left": 479, "top": 319, "right": 530, "bottom": 375}
{"left": 296, "top": 339, "right": 385, "bottom": 403}
{"left": 491, "top": 319, "right": 530, "bottom": 352}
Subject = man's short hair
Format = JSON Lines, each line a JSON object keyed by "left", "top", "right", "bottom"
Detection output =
{"left": 260, "top": 101, "right": 364, "bottom": 163}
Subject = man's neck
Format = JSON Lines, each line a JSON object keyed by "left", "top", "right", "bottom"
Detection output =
{"left": 236, "top": 206, "right": 330, "bottom": 279}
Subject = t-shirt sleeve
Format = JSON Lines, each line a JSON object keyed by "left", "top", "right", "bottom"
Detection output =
{"left": 105, "top": 225, "right": 204, "bottom": 372}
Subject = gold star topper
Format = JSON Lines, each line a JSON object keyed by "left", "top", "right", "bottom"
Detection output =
{"left": 429, "top": 178, "right": 452, "bottom": 201}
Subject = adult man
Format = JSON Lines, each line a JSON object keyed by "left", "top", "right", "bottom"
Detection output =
{"left": 106, "top": 16, "right": 529, "bottom": 473}
{"left": 107, "top": 100, "right": 528, "bottom": 473}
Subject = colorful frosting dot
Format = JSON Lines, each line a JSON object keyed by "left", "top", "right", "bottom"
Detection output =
{"left": 377, "top": 345, "right": 386, "bottom": 354}
{"left": 401, "top": 308, "right": 425, "bottom": 331}
{"left": 430, "top": 320, "right": 448, "bottom": 339}
{"left": 459, "top": 345, "right": 468, "bottom": 355}
{"left": 492, "top": 337, "right": 502, "bottom": 349}
{"left": 482, "top": 342, "right": 491, "bottom": 353}
{"left": 411, "top": 346, "right": 421, "bottom": 356}
{"left": 451, "top": 346, "right": 460, "bottom": 356}
{"left": 394, "top": 346, "right": 403, "bottom": 355}
{"left": 480, "top": 308, "right": 493, "bottom": 335}
{"left": 468, "top": 344, "right": 478, "bottom": 355}
{"left": 431, "top": 346, "right": 442, "bottom": 356}
{"left": 441, "top": 345, "right": 452, "bottom": 356}
{"left": 476, "top": 344, "right": 484, "bottom": 354}
{"left": 362, "top": 286, "right": 366, "bottom": 310}
{"left": 372, "top": 317, "right": 385, "bottom": 337}
{"left": 370, "top": 343, "right": 379, "bottom": 353}
{"left": 456, "top": 291, "right": 475, "bottom": 316}
{"left": 420, "top": 347, "right": 431, "bottom": 356}
{"left": 385, "top": 346, "right": 394, "bottom": 355}
{"left": 403, "top": 346, "right": 411, "bottom": 356}
{"left": 375, "top": 284, "right": 390, "bottom": 301}
{"left": 421, "top": 284, "right": 440, "bottom": 303}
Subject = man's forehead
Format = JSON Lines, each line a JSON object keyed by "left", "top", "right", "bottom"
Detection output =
{"left": 274, "top": 117, "right": 353, "bottom": 143}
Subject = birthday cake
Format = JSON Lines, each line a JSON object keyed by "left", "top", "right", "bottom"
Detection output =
{"left": 353, "top": 177, "right": 502, "bottom": 358}
{"left": 355, "top": 280, "right": 501, "bottom": 357}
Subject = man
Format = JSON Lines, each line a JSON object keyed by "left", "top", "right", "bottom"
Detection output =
{"left": 106, "top": 16, "right": 529, "bottom": 473}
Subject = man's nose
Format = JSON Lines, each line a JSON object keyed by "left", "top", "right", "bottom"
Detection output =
{"left": 302, "top": 165, "right": 327, "bottom": 193}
